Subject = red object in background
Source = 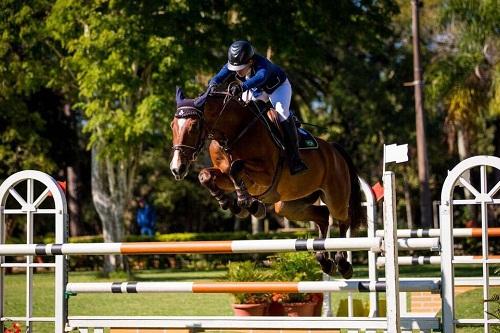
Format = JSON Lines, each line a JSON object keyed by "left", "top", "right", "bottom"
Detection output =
{"left": 47, "top": 181, "right": 66, "bottom": 197}
{"left": 465, "top": 220, "right": 479, "bottom": 228}
{"left": 372, "top": 182, "right": 384, "bottom": 202}
{"left": 4, "top": 322, "right": 21, "bottom": 333}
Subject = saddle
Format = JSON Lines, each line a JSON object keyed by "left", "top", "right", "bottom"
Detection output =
{"left": 250, "top": 100, "right": 319, "bottom": 150}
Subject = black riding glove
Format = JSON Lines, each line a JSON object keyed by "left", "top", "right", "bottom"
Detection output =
{"left": 207, "top": 83, "right": 216, "bottom": 93}
{"left": 229, "top": 84, "right": 243, "bottom": 96}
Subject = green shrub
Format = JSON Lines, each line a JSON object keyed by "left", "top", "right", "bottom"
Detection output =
{"left": 268, "top": 252, "right": 322, "bottom": 303}
{"left": 225, "top": 261, "right": 270, "bottom": 304}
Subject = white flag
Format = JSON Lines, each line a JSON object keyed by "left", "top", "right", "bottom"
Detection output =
{"left": 384, "top": 144, "right": 409, "bottom": 164}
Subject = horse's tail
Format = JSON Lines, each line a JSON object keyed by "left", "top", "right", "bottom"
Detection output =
{"left": 331, "top": 142, "right": 365, "bottom": 233}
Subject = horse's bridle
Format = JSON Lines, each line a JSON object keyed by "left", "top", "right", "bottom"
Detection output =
{"left": 173, "top": 89, "right": 263, "bottom": 160}
{"left": 172, "top": 106, "right": 206, "bottom": 162}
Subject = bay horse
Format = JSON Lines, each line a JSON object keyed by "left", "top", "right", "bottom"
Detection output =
{"left": 170, "top": 87, "right": 363, "bottom": 278}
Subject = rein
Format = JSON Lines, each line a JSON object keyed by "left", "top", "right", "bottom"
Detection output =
{"left": 205, "top": 92, "right": 270, "bottom": 153}
{"left": 173, "top": 91, "right": 270, "bottom": 159}
{"left": 222, "top": 100, "right": 268, "bottom": 152}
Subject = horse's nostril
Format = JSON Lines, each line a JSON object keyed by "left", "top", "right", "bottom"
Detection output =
{"left": 178, "top": 164, "right": 186, "bottom": 175}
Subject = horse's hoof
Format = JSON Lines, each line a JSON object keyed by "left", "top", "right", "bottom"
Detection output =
{"left": 315, "top": 252, "right": 326, "bottom": 262}
{"left": 230, "top": 205, "right": 248, "bottom": 218}
{"left": 334, "top": 251, "right": 347, "bottom": 263}
{"left": 320, "top": 259, "right": 337, "bottom": 276}
{"left": 235, "top": 208, "right": 250, "bottom": 219}
{"left": 249, "top": 201, "right": 266, "bottom": 219}
{"left": 338, "top": 261, "right": 353, "bottom": 279}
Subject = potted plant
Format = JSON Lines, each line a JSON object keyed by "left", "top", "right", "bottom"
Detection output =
{"left": 267, "top": 252, "right": 323, "bottom": 316}
{"left": 226, "top": 261, "right": 271, "bottom": 316}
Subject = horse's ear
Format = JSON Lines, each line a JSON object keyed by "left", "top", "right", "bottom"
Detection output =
{"left": 176, "top": 86, "right": 185, "bottom": 105}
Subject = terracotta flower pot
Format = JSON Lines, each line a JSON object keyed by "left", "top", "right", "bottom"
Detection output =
{"left": 310, "top": 293, "right": 323, "bottom": 316}
{"left": 267, "top": 301, "right": 285, "bottom": 316}
{"left": 231, "top": 303, "right": 268, "bottom": 316}
{"left": 282, "top": 301, "right": 317, "bottom": 317}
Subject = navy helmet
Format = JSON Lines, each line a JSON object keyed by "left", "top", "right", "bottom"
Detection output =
{"left": 227, "top": 40, "right": 254, "bottom": 71}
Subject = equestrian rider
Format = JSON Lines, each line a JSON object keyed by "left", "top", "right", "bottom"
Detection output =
{"left": 209, "top": 40, "right": 308, "bottom": 176}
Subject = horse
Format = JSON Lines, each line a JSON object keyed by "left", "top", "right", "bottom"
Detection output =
{"left": 169, "top": 86, "right": 364, "bottom": 278}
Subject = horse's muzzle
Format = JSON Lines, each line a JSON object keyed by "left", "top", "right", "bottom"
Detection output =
{"left": 170, "top": 163, "right": 188, "bottom": 180}
{"left": 170, "top": 151, "right": 189, "bottom": 180}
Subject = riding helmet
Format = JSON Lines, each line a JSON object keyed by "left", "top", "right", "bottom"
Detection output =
{"left": 227, "top": 40, "right": 254, "bottom": 71}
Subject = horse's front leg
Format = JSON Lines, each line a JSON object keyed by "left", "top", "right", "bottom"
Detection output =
{"left": 198, "top": 167, "right": 249, "bottom": 219}
{"left": 229, "top": 160, "right": 266, "bottom": 219}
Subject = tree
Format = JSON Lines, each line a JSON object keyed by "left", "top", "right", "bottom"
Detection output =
{"left": 426, "top": 0, "right": 499, "bottom": 159}
{"left": 0, "top": 1, "right": 57, "bottom": 178}
{"left": 47, "top": 0, "right": 231, "bottom": 271}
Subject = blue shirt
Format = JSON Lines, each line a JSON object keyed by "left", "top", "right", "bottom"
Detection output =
{"left": 136, "top": 204, "right": 156, "bottom": 228}
{"left": 210, "top": 54, "right": 287, "bottom": 94}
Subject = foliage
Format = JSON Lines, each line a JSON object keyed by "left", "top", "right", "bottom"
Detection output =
{"left": 268, "top": 252, "right": 322, "bottom": 303}
{"left": 225, "top": 261, "right": 271, "bottom": 304}
{"left": 425, "top": 0, "right": 500, "bottom": 157}
{"left": 1, "top": 0, "right": 499, "bottom": 236}
{"left": 0, "top": 2, "right": 58, "bottom": 177}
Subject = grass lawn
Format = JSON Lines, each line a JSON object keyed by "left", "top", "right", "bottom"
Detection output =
{"left": 2, "top": 264, "right": 499, "bottom": 332}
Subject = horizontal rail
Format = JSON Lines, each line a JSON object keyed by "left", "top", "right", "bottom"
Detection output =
{"left": 2, "top": 209, "right": 60, "bottom": 215}
{"left": 455, "top": 318, "right": 500, "bottom": 326}
{"left": 66, "top": 316, "right": 441, "bottom": 330}
{"left": 377, "top": 255, "right": 500, "bottom": 266}
{"left": 452, "top": 199, "right": 500, "bottom": 205}
{"left": 0, "top": 237, "right": 441, "bottom": 256}
{"left": 0, "top": 262, "right": 56, "bottom": 268}
{"left": 375, "top": 227, "right": 500, "bottom": 238}
{"left": 65, "top": 280, "right": 440, "bottom": 294}
{"left": 0, "top": 238, "right": 383, "bottom": 255}
{"left": 452, "top": 258, "right": 500, "bottom": 264}
{"left": 1, "top": 316, "right": 56, "bottom": 322}
{"left": 395, "top": 237, "right": 439, "bottom": 250}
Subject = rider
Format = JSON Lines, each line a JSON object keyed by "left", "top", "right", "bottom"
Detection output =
{"left": 208, "top": 40, "right": 308, "bottom": 176}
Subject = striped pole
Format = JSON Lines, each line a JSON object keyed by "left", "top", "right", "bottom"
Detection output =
{"left": 65, "top": 280, "right": 440, "bottom": 294}
{"left": 0, "top": 238, "right": 382, "bottom": 256}
{"left": 375, "top": 227, "right": 500, "bottom": 238}
{"left": 0, "top": 237, "right": 441, "bottom": 257}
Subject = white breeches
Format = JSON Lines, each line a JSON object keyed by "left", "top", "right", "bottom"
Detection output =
{"left": 242, "top": 79, "right": 292, "bottom": 122}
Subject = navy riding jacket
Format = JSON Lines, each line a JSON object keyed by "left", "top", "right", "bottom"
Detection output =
{"left": 209, "top": 54, "right": 287, "bottom": 94}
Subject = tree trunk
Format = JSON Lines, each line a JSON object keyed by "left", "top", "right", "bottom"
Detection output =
{"left": 67, "top": 165, "right": 82, "bottom": 236}
{"left": 63, "top": 103, "right": 83, "bottom": 237}
{"left": 457, "top": 127, "right": 470, "bottom": 160}
{"left": 403, "top": 177, "right": 414, "bottom": 230}
{"left": 494, "top": 119, "right": 500, "bottom": 184}
{"left": 411, "top": 0, "right": 433, "bottom": 228}
{"left": 91, "top": 145, "right": 138, "bottom": 274}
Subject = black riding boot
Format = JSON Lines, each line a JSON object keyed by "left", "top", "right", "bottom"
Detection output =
{"left": 281, "top": 116, "right": 308, "bottom": 175}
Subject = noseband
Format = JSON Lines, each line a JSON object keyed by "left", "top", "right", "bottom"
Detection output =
{"left": 173, "top": 106, "right": 205, "bottom": 161}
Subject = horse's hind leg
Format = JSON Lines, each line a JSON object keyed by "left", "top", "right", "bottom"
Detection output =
{"left": 334, "top": 222, "right": 353, "bottom": 279}
{"left": 274, "top": 196, "right": 337, "bottom": 276}
{"left": 198, "top": 167, "right": 249, "bottom": 218}
{"left": 321, "top": 193, "right": 353, "bottom": 279}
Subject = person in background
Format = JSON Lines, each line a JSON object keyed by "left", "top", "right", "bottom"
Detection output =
{"left": 136, "top": 198, "right": 156, "bottom": 236}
